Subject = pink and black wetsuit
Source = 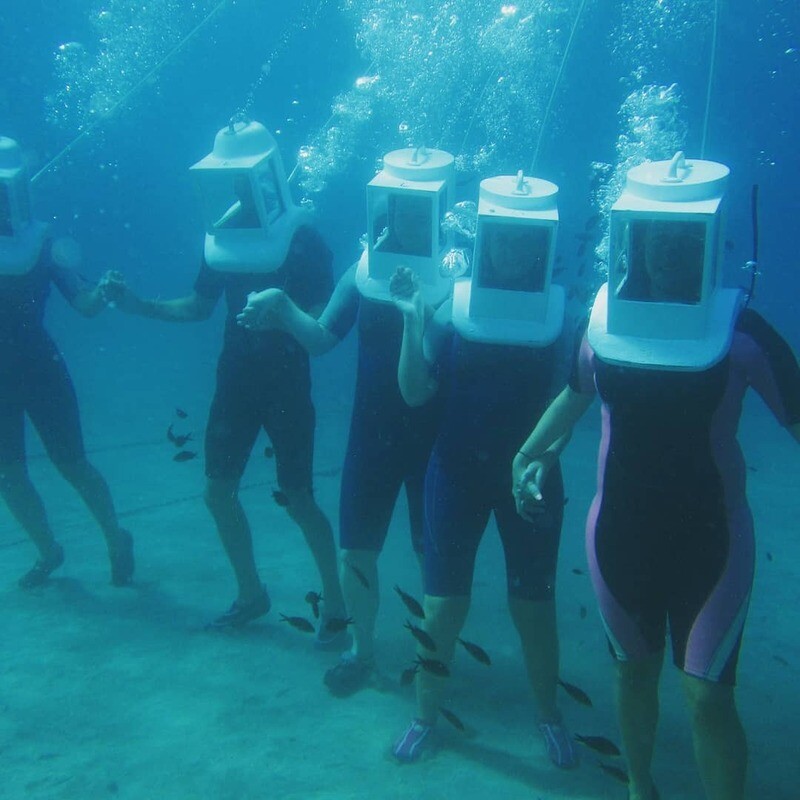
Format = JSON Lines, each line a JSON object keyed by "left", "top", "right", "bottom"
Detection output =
{"left": 570, "top": 309, "right": 800, "bottom": 684}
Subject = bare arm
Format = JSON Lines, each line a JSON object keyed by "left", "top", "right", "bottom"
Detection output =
{"left": 391, "top": 267, "right": 438, "bottom": 406}
{"left": 117, "top": 287, "right": 216, "bottom": 322}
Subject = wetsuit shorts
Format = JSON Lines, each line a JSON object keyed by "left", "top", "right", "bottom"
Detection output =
{"left": 0, "top": 335, "right": 86, "bottom": 467}
{"left": 204, "top": 354, "right": 315, "bottom": 490}
{"left": 423, "top": 450, "right": 564, "bottom": 601}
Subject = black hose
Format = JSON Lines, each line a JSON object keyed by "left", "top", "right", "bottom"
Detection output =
{"left": 744, "top": 184, "right": 760, "bottom": 307}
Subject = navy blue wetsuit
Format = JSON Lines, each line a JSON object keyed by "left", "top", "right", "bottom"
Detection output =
{"left": 319, "top": 264, "right": 441, "bottom": 553}
{"left": 0, "top": 243, "right": 87, "bottom": 466}
{"left": 422, "top": 302, "right": 566, "bottom": 600}
{"left": 571, "top": 309, "right": 800, "bottom": 683}
{"left": 196, "top": 226, "right": 333, "bottom": 489}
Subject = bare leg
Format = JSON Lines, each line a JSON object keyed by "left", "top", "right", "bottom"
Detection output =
{"left": 55, "top": 459, "right": 126, "bottom": 551}
{"left": 284, "top": 488, "right": 345, "bottom": 618}
{"left": 0, "top": 462, "right": 58, "bottom": 557}
{"left": 204, "top": 477, "right": 263, "bottom": 603}
{"left": 339, "top": 548, "right": 379, "bottom": 660}
{"left": 509, "top": 597, "right": 560, "bottom": 721}
{"left": 682, "top": 674, "right": 746, "bottom": 800}
{"left": 615, "top": 651, "right": 664, "bottom": 800}
{"left": 416, "top": 595, "right": 470, "bottom": 724}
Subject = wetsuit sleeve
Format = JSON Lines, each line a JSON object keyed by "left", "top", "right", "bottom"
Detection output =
{"left": 318, "top": 263, "right": 360, "bottom": 340}
{"left": 736, "top": 309, "right": 800, "bottom": 426}
{"left": 193, "top": 258, "right": 225, "bottom": 302}
{"left": 283, "top": 226, "right": 335, "bottom": 312}
{"left": 567, "top": 321, "right": 596, "bottom": 396}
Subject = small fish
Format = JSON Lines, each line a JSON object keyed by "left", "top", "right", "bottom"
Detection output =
{"left": 264, "top": 446, "right": 275, "bottom": 458}
{"left": 563, "top": 496, "right": 570, "bottom": 507}
{"left": 571, "top": 568, "right": 585, "bottom": 576}
{"left": 773, "top": 654, "right": 789, "bottom": 667}
{"left": 457, "top": 637, "right": 491, "bottom": 666}
{"left": 747, "top": 464, "right": 758, "bottom": 472}
{"left": 395, "top": 585, "right": 425, "bottom": 619}
{"left": 325, "top": 616, "right": 354, "bottom": 633}
{"left": 598, "top": 762, "right": 629, "bottom": 785}
{"left": 305, "top": 591, "right": 322, "bottom": 619}
{"left": 579, "top": 605, "right": 587, "bottom": 619}
{"left": 558, "top": 678, "right": 593, "bottom": 707}
{"left": 575, "top": 734, "right": 621, "bottom": 757}
{"left": 272, "top": 489, "right": 289, "bottom": 507}
{"left": 414, "top": 656, "right": 450, "bottom": 678}
{"left": 173, "top": 450, "right": 197, "bottom": 462}
{"left": 400, "top": 665, "right": 418, "bottom": 686}
{"left": 438, "top": 706, "right": 466, "bottom": 732}
{"left": 279, "top": 613, "right": 315, "bottom": 633}
{"left": 347, "top": 562, "right": 370, "bottom": 589}
{"left": 405, "top": 621, "right": 437, "bottom": 652}
{"left": 176, "top": 407, "right": 188, "bottom": 419}
{"left": 766, "top": 551, "right": 773, "bottom": 562}
{"left": 167, "top": 425, "right": 193, "bottom": 448}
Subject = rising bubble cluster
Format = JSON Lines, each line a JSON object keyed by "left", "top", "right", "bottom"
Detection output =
{"left": 297, "top": 1, "right": 583, "bottom": 197}
{"left": 46, "top": 1, "right": 219, "bottom": 133}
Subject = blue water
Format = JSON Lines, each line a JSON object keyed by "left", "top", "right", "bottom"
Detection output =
{"left": 1, "top": 2, "right": 798, "bottom": 798}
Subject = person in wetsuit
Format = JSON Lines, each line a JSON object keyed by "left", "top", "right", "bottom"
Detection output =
{"left": 513, "top": 212, "right": 800, "bottom": 800}
{"left": 114, "top": 122, "right": 346, "bottom": 636}
{"left": 238, "top": 190, "right": 447, "bottom": 695}
{"left": 0, "top": 136, "right": 134, "bottom": 588}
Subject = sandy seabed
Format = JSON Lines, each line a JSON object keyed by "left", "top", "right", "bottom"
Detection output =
{"left": 0, "top": 374, "right": 797, "bottom": 800}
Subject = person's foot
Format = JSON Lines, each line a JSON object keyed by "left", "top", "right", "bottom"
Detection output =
{"left": 323, "top": 651, "right": 373, "bottom": 696}
{"left": 110, "top": 529, "right": 135, "bottom": 587}
{"left": 19, "top": 542, "right": 65, "bottom": 589}
{"left": 392, "top": 719, "right": 435, "bottom": 763}
{"left": 314, "top": 617, "right": 353, "bottom": 652}
{"left": 207, "top": 585, "right": 271, "bottom": 629}
{"left": 538, "top": 721, "right": 579, "bottom": 769}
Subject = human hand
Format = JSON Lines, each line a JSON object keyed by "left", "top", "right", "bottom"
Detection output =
{"left": 97, "top": 270, "right": 127, "bottom": 307}
{"left": 390, "top": 266, "right": 424, "bottom": 319}
{"left": 237, "top": 288, "right": 287, "bottom": 330}
{"left": 512, "top": 450, "right": 554, "bottom": 522}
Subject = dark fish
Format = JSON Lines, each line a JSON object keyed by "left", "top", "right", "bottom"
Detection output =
{"left": 571, "top": 568, "right": 585, "bottom": 576}
{"left": 325, "top": 616, "right": 354, "bottom": 633}
{"left": 272, "top": 489, "right": 289, "bottom": 507}
{"left": 575, "top": 734, "right": 621, "bottom": 757}
{"left": 558, "top": 678, "right": 593, "bottom": 707}
{"left": 747, "top": 464, "right": 758, "bottom": 472}
{"left": 577, "top": 241, "right": 587, "bottom": 257}
{"left": 176, "top": 407, "right": 188, "bottom": 418}
{"left": 598, "top": 762, "right": 629, "bottom": 785}
{"left": 400, "top": 665, "right": 418, "bottom": 686}
{"left": 279, "top": 613, "right": 315, "bottom": 633}
{"left": 264, "top": 446, "right": 274, "bottom": 458}
{"left": 414, "top": 656, "right": 450, "bottom": 678}
{"left": 766, "top": 552, "right": 773, "bottom": 562}
{"left": 173, "top": 450, "right": 197, "bottom": 462}
{"left": 457, "top": 637, "right": 491, "bottom": 666}
{"left": 395, "top": 585, "right": 425, "bottom": 619}
{"left": 773, "top": 654, "right": 789, "bottom": 667}
{"left": 584, "top": 213, "right": 600, "bottom": 231}
{"left": 305, "top": 591, "right": 322, "bottom": 619}
{"left": 405, "top": 621, "right": 437, "bottom": 652}
{"left": 347, "top": 562, "right": 370, "bottom": 589}
{"left": 167, "top": 424, "right": 193, "bottom": 448}
{"left": 579, "top": 605, "right": 588, "bottom": 619}
{"left": 563, "top": 496, "right": 570, "bottom": 507}
{"left": 439, "top": 706, "right": 466, "bottom": 731}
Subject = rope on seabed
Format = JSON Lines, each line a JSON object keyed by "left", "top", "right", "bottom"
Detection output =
{"left": 529, "top": 0, "right": 589, "bottom": 175}
{"left": 31, "top": 0, "right": 234, "bottom": 185}
{"left": 0, "top": 468, "right": 343, "bottom": 550}
{"left": 700, "top": 0, "right": 720, "bottom": 159}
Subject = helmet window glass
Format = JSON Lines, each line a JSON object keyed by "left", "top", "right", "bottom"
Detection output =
{"left": 375, "top": 193, "right": 432, "bottom": 258}
{"left": 478, "top": 222, "right": 550, "bottom": 292}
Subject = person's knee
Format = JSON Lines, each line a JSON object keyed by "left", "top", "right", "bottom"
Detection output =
{"left": 683, "top": 676, "right": 735, "bottom": 725}
{"left": 52, "top": 457, "right": 93, "bottom": 485}
{"left": 615, "top": 652, "right": 664, "bottom": 689}
{"left": 282, "top": 487, "right": 323, "bottom": 523}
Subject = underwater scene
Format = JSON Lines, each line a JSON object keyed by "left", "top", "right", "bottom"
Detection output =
{"left": 1, "top": 1, "right": 798, "bottom": 798}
